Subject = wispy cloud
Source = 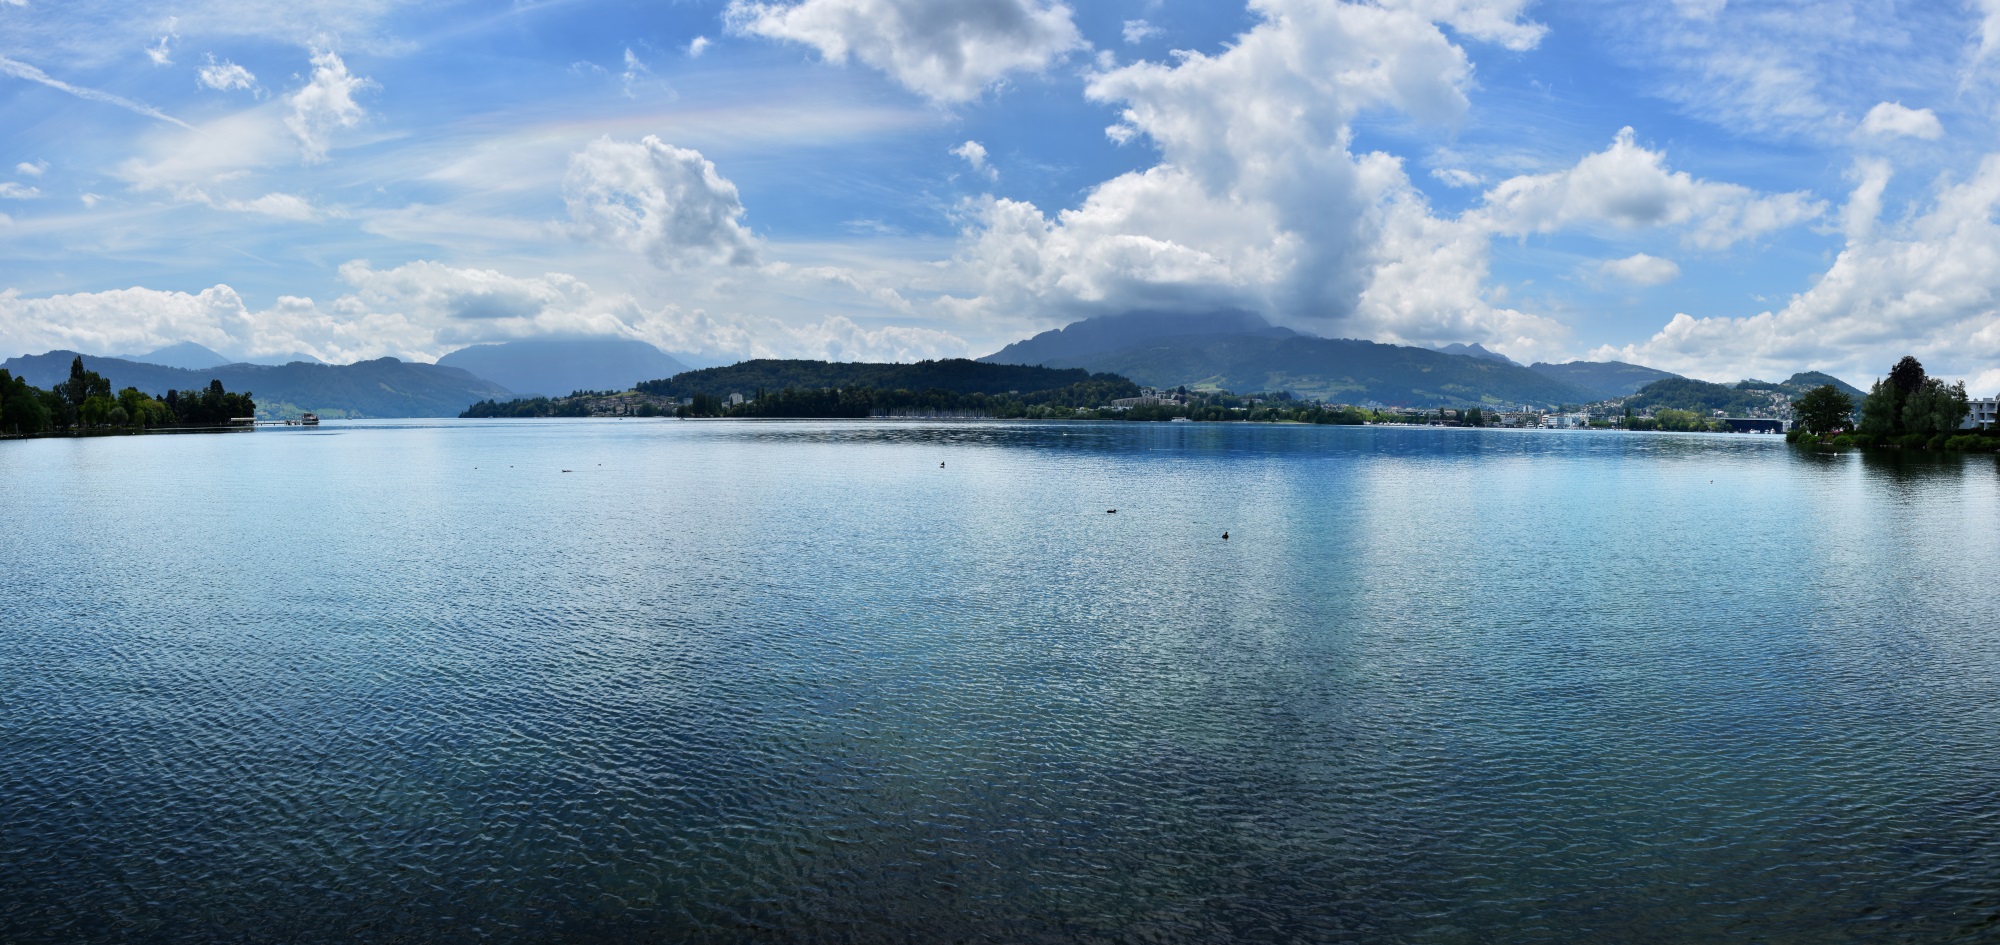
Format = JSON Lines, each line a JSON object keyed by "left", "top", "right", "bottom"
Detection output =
{"left": 0, "top": 53, "right": 193, "bottom": 129}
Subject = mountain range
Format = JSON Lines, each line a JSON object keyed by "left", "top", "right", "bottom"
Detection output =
{"left": 984, "top": 312, "right": 1633, "bottom": 407}
{"left": 0, "top": 352, "right": 511, "bottom": 420}
{"left": 436, "top": 338, "right": 690, "bottom": 398}
{"left": 112, "top": 342, "right": 326, "bottom": 369}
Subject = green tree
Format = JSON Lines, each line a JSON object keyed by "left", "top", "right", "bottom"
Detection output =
{"left": 1792, "top": 384, "right": 1854, "bottom": 436}
{"left": 1902, "top": 378, "right": 1970, "bottom": 436}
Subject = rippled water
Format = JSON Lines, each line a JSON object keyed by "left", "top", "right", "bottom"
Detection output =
{"left": 4, "top": 420, "right": 1999, "bottom": 943}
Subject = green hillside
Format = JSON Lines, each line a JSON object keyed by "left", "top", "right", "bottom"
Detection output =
{"left": 635, "top": 359, "right": 1126, "bottom": 398}
{"left": 1064, "top": 335, "right": 1601, "bottom": 407}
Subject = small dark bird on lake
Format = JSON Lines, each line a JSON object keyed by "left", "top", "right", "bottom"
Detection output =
{"left": 1222, "top": 531, "right": 1229, "bottom": 540}
{"left": 1107, "top": 509, "right": 1117, "bottom": 514}
{"left": 562, "top": 469, "right": 572, "bottom": 473}
{"left": 940, "top": 462, "right": 945, "bottom": 468}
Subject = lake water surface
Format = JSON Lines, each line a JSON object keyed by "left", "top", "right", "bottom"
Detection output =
{"left": 4, "top": 420, "right": 1999, "bottom": 943}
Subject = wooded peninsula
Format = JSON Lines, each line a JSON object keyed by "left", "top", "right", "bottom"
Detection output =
{"left": 0, "top": 356, "right": 256, "bottom": 437}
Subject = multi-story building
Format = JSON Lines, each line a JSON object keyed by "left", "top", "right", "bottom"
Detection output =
{"left": 1966, "top": 397, "right": 2000, "bottom": 429}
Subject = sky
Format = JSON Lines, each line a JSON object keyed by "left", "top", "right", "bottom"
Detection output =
{"left": 3, "top": 0, "right": 2000, "bottom": 390}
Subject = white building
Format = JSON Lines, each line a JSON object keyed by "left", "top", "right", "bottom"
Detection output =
{"left": 1966, "top": 396, "right": 1999, "bottom": 429}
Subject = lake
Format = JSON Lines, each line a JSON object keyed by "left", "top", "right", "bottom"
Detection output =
{"left": 3, "top": 420, "right": 1998, "bottom": 943}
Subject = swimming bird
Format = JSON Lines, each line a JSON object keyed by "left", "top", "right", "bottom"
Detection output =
{"left": 562, "top": 469, "right": 572, "bottom": 473}
{"left": 940, "top": 462, "right": 945, "bottom": 468}
{"left": 1222, "top": 531, "right": 1229, "bottom": 540}
{"left": 1107, "top": 509, "right": 1117, "bottom": 514}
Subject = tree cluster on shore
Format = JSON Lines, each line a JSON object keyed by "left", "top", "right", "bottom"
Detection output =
{"left": 1787, "top": 356, "right": 1993, "bottom": 452}
{"left": 0, "top": 357, "right": 255, "bottom": 437}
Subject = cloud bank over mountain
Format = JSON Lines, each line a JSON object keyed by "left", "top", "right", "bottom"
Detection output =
{"left": 2, "top": 0, "right": 1999, "bottom": 385}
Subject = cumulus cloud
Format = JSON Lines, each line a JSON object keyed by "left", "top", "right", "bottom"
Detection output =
{"left": 725, "top": 0, "right": 1087, "bottom": 103}
{"left": 1599, "top": 253, "right": 1681, "bottom": 286}
{"left": 1477, "top": 127, "right": 1823, "bottom": 249}
{"left": 1859, "top": 101, "right": 1942, "bottom": 140}
{"left": 950, "top": 139, "right": 996, "bottom": 180}
{"left": 0, "top": 182, "right": 40, "bottom": 199}
{"left": 688, "top": 35, "right": 712, "bottom": 56}
{"left": 286, "top": 49, "right": 373, "bottom": 162}
{"left": 942, "top": 0, "right": 1570, "bottom": 358}
{"left": 16, "top": 161, "right": 46, "bottom": 177}
{"left": 0, "top": 260, "right": 971, "bottom": 365}
{"left": 563, "top": 135, "right": 759, "bottom": 268}
{"left": 1121, "top": 19, "right": 1161, "bottom": 44}
{"left": 1841, "top": 158, "right": 1891, "bottom": 242}
{"left": 1592, "top": 153, "right": 2000, "bottom": 384}
{"left": 0, "top": 285, "right": 257, "bottom": 360}
{"left": 197, "top": 57, "right": 257, "bottom": 92}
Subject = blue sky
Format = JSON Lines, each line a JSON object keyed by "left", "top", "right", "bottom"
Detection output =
{"left": 3, "top": 0, "right": 1999, "bottom": 389}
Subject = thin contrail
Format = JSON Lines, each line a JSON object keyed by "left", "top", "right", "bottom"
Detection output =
{"left": 0, "top": 54, "right": 194, "bottom": 130}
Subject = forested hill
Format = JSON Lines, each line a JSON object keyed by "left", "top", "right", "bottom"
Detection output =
{"left": 635, "top": 359, "right": 1126, "bottom": 398}
{"left": 0, "top": 351, "right": 512, "bottom": 419}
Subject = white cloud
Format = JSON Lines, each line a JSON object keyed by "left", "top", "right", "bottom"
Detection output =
{"left": 688, "top": 35, "right": 712, "bottom": 56}
{"left": 1978, "top": 0, "right": 2000, "bottom": 63}
{"left": 1477, "top": 127, "right": 1823, "bottom": 249}
{"left": 1594, "top": 153, "right": 2000, "bottom": 384}
{"left": 0, "top": 53, "right": 192, "bottom": 129}
{"left": 950, "top": 139, "right": 997, "bottom": 180}
{"left": 620, "top": 47, "right": 649, "bottom": 98}
{"left": 563, "top": 135, "right": 759, "bottom": 268}
{"left": 1841, "top": 157, "right": 1891, "bottom": 242}
{"left": 286, "top": 49, "right": 373, "bottom": 162}
{"left": 1382, "top": 0, "right": 1546, "bottom": 51}
{"left": 1599, "top": 253, "right": 1681, "bottom": 286}
{"left": 1431, "top": 167, "right": 1481, "bottom": 188}
{"left": 725, "top": 0, "right": 1087, "bottom": 103}
{"left": 15, "top": 161, "right": 46, "bottom": 177}
{"left": 79, "top": 193, "right": 101, "bottom": 208}
{"left": 1859, "top": 101, "right": 1942, "bottom": 140}
{"left": 0, "top": 260, "right": 972, "bottom": 365}
{"left": 0, "top": 285, "right": 257, "bottom": 360}
{"left": 197, "top": 57, "right": 258, "bottom": 92}
{"left": 0, "top": 182, "right": 40, "bottom": 199}
{"left": 942, "top": 0, "right": 1568, "bottom": 356}
{"left": 1122, "top": 19, "right": 1161, "bottom": 44}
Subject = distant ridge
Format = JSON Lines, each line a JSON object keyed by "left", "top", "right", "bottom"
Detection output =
{"left": 635, "top": 358, "right": 1120, "bottom": 398}
{"left": 116, "top": 341, "right": 231, "bottom": 371}
{"left": 437, "top": 337, "right": 690, "bottom": 398}
{"left": 1527, "top": 360, "right": 1683, "bottom": 400}
{"left": 1435, "top": 342, "right": 1519, "bottom": 367}
{"left": 982, "top": 310, "right": 1295, "bottom": 367}
{"left": 114, "top": 341, "right": 327, "bottom": 369}
{"left": 980, "top": 311, "right": 1600, "bottom": 407}
{"left": 0, "top": 351, "right": 511, "bottom": 419}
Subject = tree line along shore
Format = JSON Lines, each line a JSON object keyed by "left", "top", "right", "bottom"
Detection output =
{"left": 1786, "top": 356, "right": 1997, "bottom": 452}
{"left": 0, "top": 356, "right": 255, "bottom": 437}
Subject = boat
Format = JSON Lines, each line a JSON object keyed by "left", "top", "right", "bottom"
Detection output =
{"left": 301, "top": 412, "right": 320, "bottom": 426}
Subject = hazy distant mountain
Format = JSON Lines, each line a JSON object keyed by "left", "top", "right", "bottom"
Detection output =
{"left": 115, "top": 342, "right": 326, "bottom": 369}
{"left": 982, "top": 310, "right": 1295, "bottom": 367}
{"left": 437, "top": 337, "right": 690, "bottom": 397}
{"left": 981, "top": 312, "right": 1599, "bottom": 407}
{"left": 2, "top": 351, "right": 511, "bottom": 419}
{"left": 117, "top": 341, "right": 231, "bottom": 370}
{"left": 1435, "top": 342, "right": 1520, "bottom": 366}
{"left": 1528, "top": 360, "right": 1683, "bottom": 400}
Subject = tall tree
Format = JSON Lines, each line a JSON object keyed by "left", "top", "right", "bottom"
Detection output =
{"left": 1792, "top": 385, "right": 1855, "bottom": 436}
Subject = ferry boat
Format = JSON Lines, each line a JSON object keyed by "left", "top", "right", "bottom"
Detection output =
{"left": 300, "top": 412, "right": 319, "bottom": 426}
